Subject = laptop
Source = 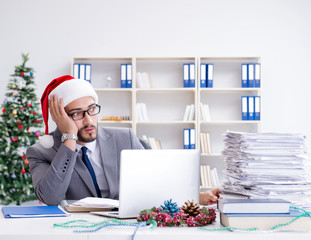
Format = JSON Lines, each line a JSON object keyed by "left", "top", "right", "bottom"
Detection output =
{"left": 91, "top": 149, "right": 200, "bottom": 219}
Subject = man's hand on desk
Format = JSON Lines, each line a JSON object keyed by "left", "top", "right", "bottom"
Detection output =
{"left": 199, "top": 187, "right": 222, "bottom": 205}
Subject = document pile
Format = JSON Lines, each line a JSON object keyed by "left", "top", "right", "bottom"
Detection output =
{"left": 222, "top": 131, "right": 311, "bottom": 209}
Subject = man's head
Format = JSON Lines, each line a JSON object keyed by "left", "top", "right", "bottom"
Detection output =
{"left": 41, "top": 75, "right": 99, "bottom": 143}
{"left": 65, "top": 96, "right": 99, "bottom": 144}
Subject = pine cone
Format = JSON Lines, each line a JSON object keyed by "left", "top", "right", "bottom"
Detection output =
{"left": 182, "top": 200, "right": 202, "bottom": 217}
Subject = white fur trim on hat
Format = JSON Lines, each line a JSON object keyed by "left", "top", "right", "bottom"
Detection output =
{"left": 49, "top": 78, "right": 98, "bottom": 107}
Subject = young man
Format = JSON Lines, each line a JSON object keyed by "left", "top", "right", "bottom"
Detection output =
{"left": 26, "top": 75, "right": 220, "bottom": 206}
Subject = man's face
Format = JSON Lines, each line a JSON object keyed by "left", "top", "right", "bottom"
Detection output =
{"left": 65, "top": 96, "right": 98, "bottom": 145}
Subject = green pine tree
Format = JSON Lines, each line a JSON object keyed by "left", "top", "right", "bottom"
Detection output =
{"left": 0, "top": 53, "right": 43, "bottom": 205}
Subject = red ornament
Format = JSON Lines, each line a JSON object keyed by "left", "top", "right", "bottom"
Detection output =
{"left": 20, "top": 72, "right": 24, "bottom": 77}
{"left": 21, "top": 107, "right": 24, "bottom": 111}
{"left": 27, "top": 104, "right": 32, "bottom": 107}
{"left": 32, "top": 120, "right": 42, "bottom": 123}
{"left": 11, "top": 137, "right": 18, "bottom": 142}
{"left": 24, "top": 159, "right": 29, "bottom": 165}
{"left": 21, "top": 155, "right": 26, "bottom": 160}
{"left": 18, "top": 125, "right": 23, "bottom": 130}
{"left": 2, "top": 108, "right": 5, "bottom": 113}
{"left": 21, "top": 169, "right": 26, "bottom": 174}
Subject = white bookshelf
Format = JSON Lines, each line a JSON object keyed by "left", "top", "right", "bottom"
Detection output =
{"left": 72, "top": 56, "right": 262, "bottom": 186}
{"left": 198, "top": 57, "right": 261, "bottom": 184}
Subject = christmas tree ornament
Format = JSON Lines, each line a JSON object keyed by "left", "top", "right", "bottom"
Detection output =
{"left": 1, "top": 108, "right": 5, "bottom": 113}
{"left": 21, "top": 169, "right": 26, "bottom": 174}
{"left": 24, "top": 159, "right": 29, "bottom": 165}
{"left": 182, "top": 200, "right": 202, "bottom": 218}
{"left": 9, "top": 113, "right": 13, "bottom": 119}
{"left": 27, "top": 128, "right": 31, "bottom": 133}
{"left": 30, "top": 72, "right": 33, "bottom": 76}
{"left": 12, "top": 109, "right": 17, "bottom": 115}
{"left": 16, "top": 119, "right": 22, "bottom": 125}
{"left": 11, "top": 173, "right": 16, "bottom": 179}
{"left": 20, "top": 72, "right": 24, "bottom": 77}
{"left": 35, "top": 131, "right": 40, "bottom": 137}
{"left": 18, "top": 125, "right": 23, "bottom": 130}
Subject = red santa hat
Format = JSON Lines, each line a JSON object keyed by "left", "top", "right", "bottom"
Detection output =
{"left": 40, "top": 75, "right": 98, "bottom": 148}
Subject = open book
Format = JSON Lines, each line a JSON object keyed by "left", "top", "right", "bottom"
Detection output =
{"left": 61, "top": 197, "right": 119, "bottom": 212}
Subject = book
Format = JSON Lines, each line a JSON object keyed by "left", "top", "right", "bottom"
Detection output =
{"left": 2, "top": 205, "right": 69, "bottom": 218}
{"left": 220, "top": 209, "right": 311, "bottom": 230}
{"left": 61, "top": 197, "right": 119, "bottom": 212}
{"left": 210, "top": 167, "right": 219, "bottom": 187}
{"left": 218, "top": 199, "right": 291, "bottom": 214}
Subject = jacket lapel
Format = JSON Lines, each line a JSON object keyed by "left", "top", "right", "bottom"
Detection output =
{"left": 97, "top": 128, "right": 119, "bottom": 199}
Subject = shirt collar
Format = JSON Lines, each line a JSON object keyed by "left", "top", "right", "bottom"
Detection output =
{"left": 76, "top": 139, "right": 97, "bottom": 153}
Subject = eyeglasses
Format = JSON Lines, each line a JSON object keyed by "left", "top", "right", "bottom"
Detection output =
{"left": 68, "top": 104, "right": 101, "bottom": 121}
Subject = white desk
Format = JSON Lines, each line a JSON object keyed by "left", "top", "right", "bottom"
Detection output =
{"left": 1, "top": 211, "right": 311, "bottom": 240}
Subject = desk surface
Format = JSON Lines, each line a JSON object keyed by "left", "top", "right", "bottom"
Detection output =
{"left": 1, "top": 210, "right": 311, "bottom": 240}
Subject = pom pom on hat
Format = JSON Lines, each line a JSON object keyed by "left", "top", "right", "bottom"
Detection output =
{"left": 40, "top": 75, "right": 98, "bottom": 142}
{"left": 39, "top": 135, "right": 54, "bottom": 149}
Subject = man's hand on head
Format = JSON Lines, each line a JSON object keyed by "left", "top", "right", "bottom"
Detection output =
{"left": 49, "top": 94, "right": 78, "bottom": 135}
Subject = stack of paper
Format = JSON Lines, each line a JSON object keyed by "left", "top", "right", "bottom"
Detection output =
{"left": 222, "top": 131, "right": 311, "bottom": 209}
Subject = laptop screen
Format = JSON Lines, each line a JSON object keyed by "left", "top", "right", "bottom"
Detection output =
{"left": 118, "top": 149, "right": 200, "bottom": 218}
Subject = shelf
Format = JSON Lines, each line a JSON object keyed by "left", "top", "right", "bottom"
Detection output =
{"left": 201, "top": 153, "right": 223, "bottom": 158}
{"left": 136, "top": 121, "right": 196, "bottom": 125}
{"left": 200, "top": 120, "right": 261, "bottom": 125}
{"left": 200, "top": 88, "right": 261, "bottom": 93}
{"left": 95, "top": 88, "right": 133, "bottom": 92}
{"left": 136, "top": 88, "right": 196, "bottom": 93}
{"left": 99, "top": 120, "right": 133, "bottom": 124}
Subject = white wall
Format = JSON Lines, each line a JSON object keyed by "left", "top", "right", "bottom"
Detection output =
{"left": 1, "top": 0, "right": 311, "bottom": 147}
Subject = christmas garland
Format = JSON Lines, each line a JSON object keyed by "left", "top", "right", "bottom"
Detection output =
{"left": 137, "top": 199, "right": 216, "bottom": 227}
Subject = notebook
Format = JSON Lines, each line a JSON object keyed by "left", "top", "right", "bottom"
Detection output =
{"left": 91, "top": 149, "right": 200, "bottom": 219}
{"left": 2, "top": 205, "right": 69, "bottom": 218}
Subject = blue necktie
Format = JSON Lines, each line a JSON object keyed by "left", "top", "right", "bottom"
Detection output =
{"left": 81, "top": 146, "right": 102, "bottom": 198}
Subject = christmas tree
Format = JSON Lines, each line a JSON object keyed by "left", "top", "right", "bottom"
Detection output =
{"left": 0, "top": 53, "right": 43, "bottom": 205}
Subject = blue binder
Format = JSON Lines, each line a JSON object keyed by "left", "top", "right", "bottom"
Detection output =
{"left": 120, "top": 64, "right": 127, "bottom": 88}
{"left": 183, "top": 128, "right": 190, "bottom": 149}
{"left": 248, "top": 64, "right": 255, "bottom": 87}
{"left": 73, "top": 63, "right": 79, "bottom": 79}
{"left": 241, "top": 96, "right": 248, "bottom": 120}
{"left": 183, "top": 64, "right": 189, "bottom": 88}
{"left": 189, "top": 63, "right": 195, "bottom": 88}
{"left": 2, "top": 206, "right": 69, "bottom": 218}
{"left": 126, "top": 64, "right": 132, "bottom": 88}
{"left": 200, "top": 63, "right": 207, "bottom": 88}
{"left": 254, "top": 96, "right": 261, "bottom": 120}
{"left": 255, "top": 63, "right": 261, "bottom": 88}
{"left": 190, "top": 128, "right": 196, "bottom": 149}
{"left": 241, "top": 64, "right": 248, "bottom": 88}
{"left": 247, "top": 96, "right": 255, "bottom": 120}
{"left": 207, "top": 64, "right": 214, "bottom": 88}
{"left": 85, "top": 64, "right": 92, "bottom": 83}
{"left": 79, "top": 64, "right": 86, "bottom": 80}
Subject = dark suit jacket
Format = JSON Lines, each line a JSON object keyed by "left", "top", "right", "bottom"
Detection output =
{"left": 26, "top": 127, "right": 144, "bottom": 205}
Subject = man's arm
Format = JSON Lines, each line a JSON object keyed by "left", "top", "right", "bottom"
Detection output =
{"left": 26, "top": 143, "right": 78, "bottom": 205}
{"left": 26, "top": 95, "right": 80, "bottom": 205}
